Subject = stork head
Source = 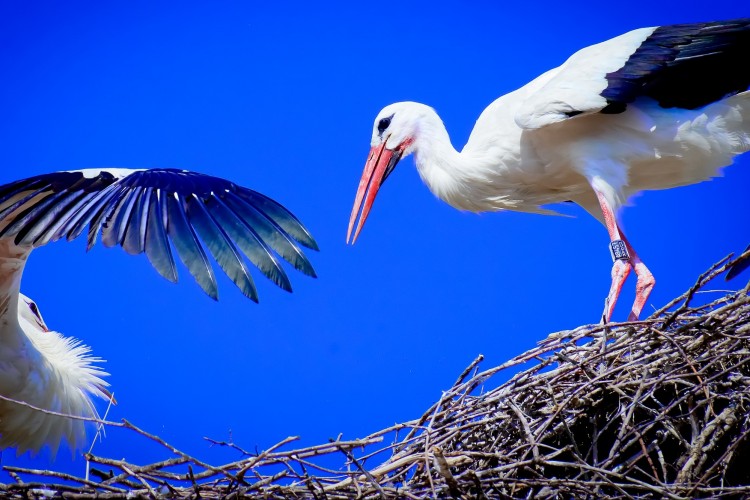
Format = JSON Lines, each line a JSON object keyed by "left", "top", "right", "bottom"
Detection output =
{"left": 19, "top": 293, "right": 49, "bottom": 333}
{"left": 347, "top": 102, "right": 434, "bottom": 244}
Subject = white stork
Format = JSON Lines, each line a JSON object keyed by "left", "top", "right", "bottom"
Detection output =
{"left": 347, "top": 18, "right": 750, "bottom": 322}
{"left": 0, "top": 168, "right": 317, "bottom": 455}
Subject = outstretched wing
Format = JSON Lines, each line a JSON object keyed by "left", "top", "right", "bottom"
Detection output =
{"left": 0, "top": 168, "right": 318, "bottom": 302}
{"left": 516, "top": 19, "right": 750, "bottom": 129}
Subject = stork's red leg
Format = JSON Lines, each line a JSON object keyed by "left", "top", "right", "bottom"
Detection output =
{"left": 593, "top": 190, "right": 632, "bottom": 323}
{"left": 592, "top": 189, "right": 655, "bottom": 322}
{"left": 603, "top": 257, "right": 631, "bottom": 323}
{"left": 618, "top": 232, "right": 655, "bottom": 321}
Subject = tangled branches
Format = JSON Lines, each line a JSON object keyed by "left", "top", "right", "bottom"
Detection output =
{"left": 3, "top": 251, "right": 750, "bottom": 498}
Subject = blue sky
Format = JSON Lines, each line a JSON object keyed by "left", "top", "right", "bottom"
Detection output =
{"left": 1, "top": 1, "right": 748, "bottom": 478}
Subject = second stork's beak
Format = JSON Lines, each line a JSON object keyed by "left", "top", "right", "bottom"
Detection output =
{"left": 347, "top": 141, "right": 407, "bottom": 244}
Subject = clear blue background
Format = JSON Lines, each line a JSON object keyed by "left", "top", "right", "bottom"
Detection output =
{"left": 1, "top": 0, "right": 748, "bottom": 478}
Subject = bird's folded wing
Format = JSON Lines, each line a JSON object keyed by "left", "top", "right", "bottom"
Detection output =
{"left": 0, "top": 168, "right": 318, "bottom": 302}
{"left": 515, "top": 19, "right": 750, "bottom": 130}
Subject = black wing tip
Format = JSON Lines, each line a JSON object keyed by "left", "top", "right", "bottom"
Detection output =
{"left": 725, "top": 260, "right": 750, "bottom": 281}
{"left": 725, "top": 267, "right": 742, "bottom": 281}
{"left": 285, "top": 222, "right": 319, "bottom": 251}
{"left": 261, "top": 271, "right": 299, "bottom": 293}
{"left": 303, "top": 236, "right": 320, "bottom": 252}
{"left": 235, "top": 187, "right": 319, "bottom": 249}
{"left": 603, "top": 18, "right": 750, "bottom": 111}
{"left": 288, "top": 222, "right": 319, "bottom": 251}
{"left": 725, "top": 245, "right": 750, "bottom": 281}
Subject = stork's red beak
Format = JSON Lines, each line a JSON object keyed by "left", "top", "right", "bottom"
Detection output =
{"left": 347, "top": 141, "right": 408, "bottom": 244}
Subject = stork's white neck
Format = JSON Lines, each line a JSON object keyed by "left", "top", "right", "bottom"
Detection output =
{"left": 408, "top": 105, "right": 526, "bottom": 213}
{"left": 0, "top": 241, "right": 29, "bottom": 345}
{"left": 412, "top": 120, "right": 467, "bottom": 207}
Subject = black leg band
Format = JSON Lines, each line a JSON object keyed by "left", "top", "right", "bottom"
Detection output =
{"left": 610, "top": 240, "right": 629, "bottom": 262}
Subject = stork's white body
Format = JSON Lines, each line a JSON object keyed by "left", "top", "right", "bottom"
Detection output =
{"left": 0, "top": 240, "right": 107, "bottom": 455}
{"left": 411, "top": 86, "right": 749, "bottom": 221}
{"left": 348, "top": 19, "right": 750, "bottom": 322}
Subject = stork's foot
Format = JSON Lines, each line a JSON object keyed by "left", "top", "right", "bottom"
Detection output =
{"left": 602, "top": 259, "right": 632, "bottom": 324}
{"left": 626, "top": 260, "right": 655, "bottom": 321}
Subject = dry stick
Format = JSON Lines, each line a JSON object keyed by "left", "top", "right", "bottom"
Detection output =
{"left": 650, "top": 355, "right": 750, "bottom": 432}
{"left": 262, "top": 436, "right": 383, "bottom": 461}
{"left": 420, "top": 389, "right": 452, "bottom": 498}
{"left": 295, "top": 460, "right": 324, "bottom": 498}
{"left": 432, "top": 446, "right": 463, "bottom": 498}
{"left": 119, "top": 419, "right": 238, "bottom": 484}
{"left": 285, "top": 454, "right": 354, "bottom": 476}
{"left": 86, "top": 391, "right": 117, "bottom": 483}
{"left": 343, "top": 456, "right": 363, "bottom": 498}
{"left": 6, "top": 470, "right": 23, "bottom": 485}
{"left": 529, "top": 356, "right": 633, "bottom": 448}
{"left": 1, "top": 483, "right": 125, "bottom": 498}
{"left": 655, "top": 439, "right": 668, "bottom": 484}
{"left": 89, "top": 456, "right": 190, "bottom": 486}
{"left": 348, "top": 422, "right": 421, "bottom": 465}
{"left": 186, "top": 464, "right": 201, "bottom": 497}
{"left": 542, "top": 460, "right": 687, "bottom": 500}
{"left": 0, "top": 394, "right": 117, "bottom": 425}
{"left": 690, "top": 424, "right": 750, "bottom": 497}
{"left": 154, "top": 434, "right": 383, "bottom": 485}
{"left": 676, "top": 406, "right": 737, "bottom": 485}
{"left": 204, "top": 436, "right": 253, "bottom": 457}
{"left": 323, "top": 444, "right": 472, "bottom": 491}
{"left": 244, "top": 470, "right": 289, "bottom": 493}
{"left": 605, "top": 368, "right": 649, "bottom": 465}
{"left": 236, "top": 435, "right": 300, "bottom": 482}
{"left": 334, "top": 443, "right": 386, "bottom": 498}
{"left": 635, "top": 433, "right": 660, "bottom": 483}
{"left": 649, "top": 326, "right": 713, "bottom": 410}
{"left": 2, "top": 466, "right": 125, "bottom": 493}
{"left": 507, "top": 401, "right": 540, "bottom": 464}
{"left": 121, "top": 464, "right": 157, "bottom": 498}
{"left": 452, "top": 354, "right": 485, "bottom": 388}
{"left": 655, "top": 256, "right": 731, "bottom": 322}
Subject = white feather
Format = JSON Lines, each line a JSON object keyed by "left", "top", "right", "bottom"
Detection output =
{"left": 0, "top": 239, "right": 109, "bottom": 455}
{"left": 515, "top": 27, "right": 657, "bottom": 129}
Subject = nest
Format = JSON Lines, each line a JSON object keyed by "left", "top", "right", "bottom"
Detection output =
{"left": 3, "top": 251, "right": 750, "bottom": 499}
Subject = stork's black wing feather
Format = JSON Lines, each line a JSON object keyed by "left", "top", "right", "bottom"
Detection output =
{"left": 0, "top": 168, "right": 318, "bottom": 302}
{"left": 726, "top": 244, "right": 750, "bottom": 281}
{"left": 602, "top": 19, "right": 750, "bottom": 112}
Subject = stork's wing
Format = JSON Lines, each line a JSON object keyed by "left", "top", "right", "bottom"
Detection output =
{"left": 0, "top": 169, "right": 318, "bottom": 302}
{"left": 516, "top": 19, "right": 750, "bottom": 129}
{"left": 726, "top": 244, "right": 750, "bottom": 281}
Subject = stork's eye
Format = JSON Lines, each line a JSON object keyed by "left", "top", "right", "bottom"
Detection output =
{"left": 28, "top": 301, "right": 42, "bottom": 320}
{"left": 377, "top": 117, "right": 391, "bottom": 133}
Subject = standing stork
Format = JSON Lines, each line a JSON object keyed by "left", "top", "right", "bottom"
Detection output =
{"left": 0, "top": 168, "right": 318, "bottom": 455}
{"left": 347, "top": 18, "right": 750, "bottom": 322}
